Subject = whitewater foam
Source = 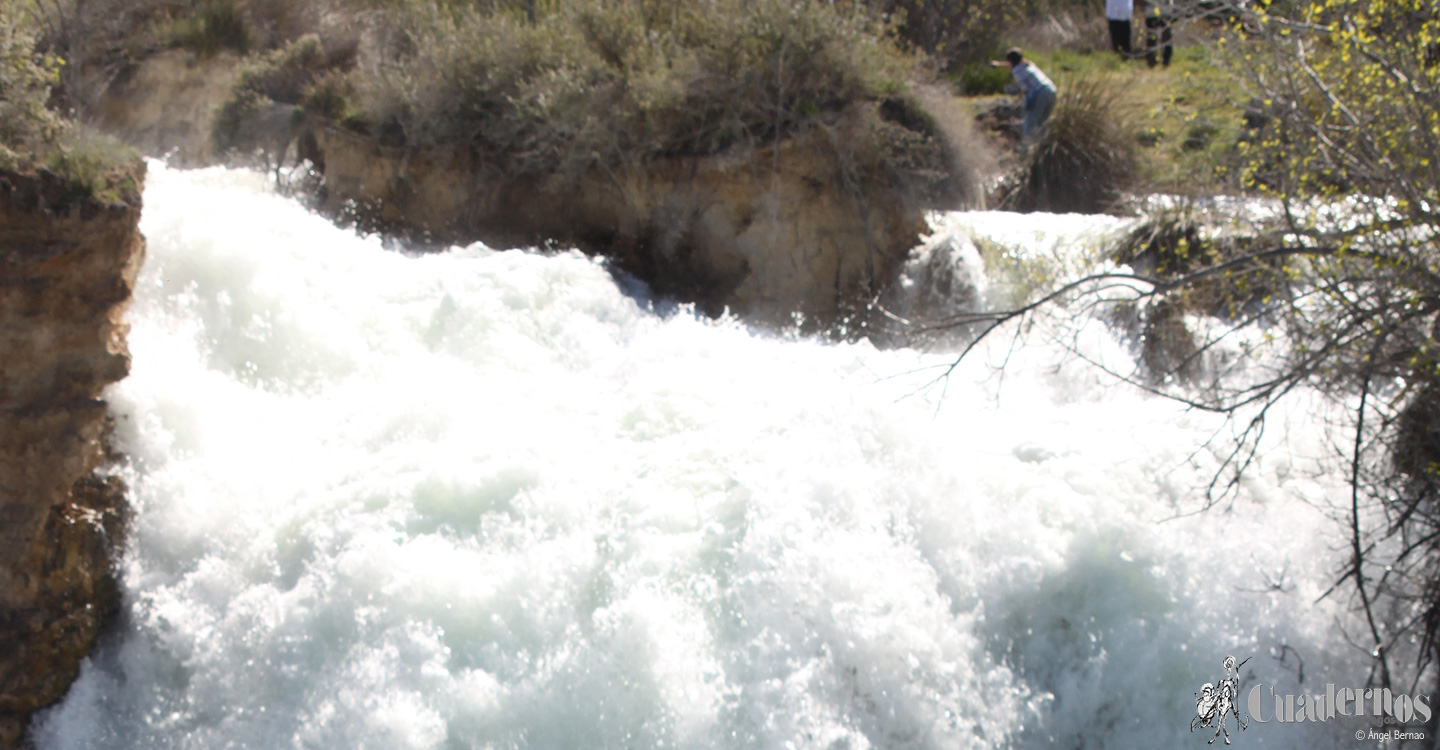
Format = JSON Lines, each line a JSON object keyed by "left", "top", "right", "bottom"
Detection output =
{"left": 35, "top": 163, "right": 1361, "bottom": 749}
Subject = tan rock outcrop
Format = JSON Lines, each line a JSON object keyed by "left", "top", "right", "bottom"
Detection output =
{"left": 313, "top": 112, "right": 934, "bottom": 327}
{"left": 91, "top": 49, "right": 243, "bottom": 166}
{"left": 0, "top": 164, "right": 145, "bottom": 747}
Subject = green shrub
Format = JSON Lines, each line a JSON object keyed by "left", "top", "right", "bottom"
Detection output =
{"left": 303, "top": 72, "right": 355, "bottom": 121}
{"left": 973, "top": 234, "right": 1060, "bottom": 308}
{"left": 1182, "top": 119, "right": 1221, "bottom": 151}
{"left": 355, "top": 0, "right": 917, "bottom": 179}
{"left": 1, "top": 2, "right": 65, "bottom": 162}
{"left": 213, "top": 88, "right": 268, "bottom": 154}
{"left": 213, "top": 34, "right": 345, "bottom": 155}
{"left": 234, "top": 33, "right": 326, "bottom": 102}
{"left": 41, "top": 0, "right": 971, "bottom": 201}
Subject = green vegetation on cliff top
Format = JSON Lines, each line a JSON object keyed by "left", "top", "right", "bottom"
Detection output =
{"left": 1, "top": 1, "right": 67, "bottom": 168}
{"left": 1021, "top": 39, "right": 1248, "bottom": 196}
{"left": 47, "top": 0, "right": 945, "bottom": 176}
{"left": 24, "top": 0, "right": 1425, "bottom": 209}
{"left": 356, "top": 0, "right": 913, "bottom": 168}
{"left": 1, "top": 0, "right": 137, "bottom": 200}
{"left": 31, "top": 0, "right": 1254, "bottom": 205}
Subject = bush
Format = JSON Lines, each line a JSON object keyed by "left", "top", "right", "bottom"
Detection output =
{"left": 966, "top": 0, "right": 1440, "bottom": 697}
{"left": 354, "top": 0, "right": 917, "bottom": 180}
{"left": 1214, "top": 0, "right": 1440, "bottom": 691}
{"left": 36, "top": 0, "right": 356, "bottom": 119}
{"left": 0, "top": 2, "right": 65, "bottom": 165}
{"left": 38, "top": 0, "right": 972, "bottom": 199}
{"left": 1110, "top": 206, "right": 1288, "bottom": 319}
{"left": 213, "top": 34, "right": 335, "bottom": 155}
{"left": 233, "top": 33, "right": 326, "bottom": 102}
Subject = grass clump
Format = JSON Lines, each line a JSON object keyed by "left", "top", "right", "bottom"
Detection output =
{"left": 44, "top": 129, "right": 142, "bottom": 202}
{"left": 957, "top": 62, "right": 1013, "bottom": 95}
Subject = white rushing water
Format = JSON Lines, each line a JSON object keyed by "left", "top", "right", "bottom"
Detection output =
{"left": 36, "top": 164, "right": 1366, "bottom": 749}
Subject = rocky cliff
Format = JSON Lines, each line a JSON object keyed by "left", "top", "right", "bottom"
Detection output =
{"left": 313, "top": 110, "right": 939, "bottom": 327}
{"left": 91, "top": 49, "right": 243, "bottom": 167}
{"left": 0, "top": 164, "right": 145, "bottom": 747}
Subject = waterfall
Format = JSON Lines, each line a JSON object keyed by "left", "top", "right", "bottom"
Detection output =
{"left": 35, "top": 163, "right": 1359, "bottom": 749}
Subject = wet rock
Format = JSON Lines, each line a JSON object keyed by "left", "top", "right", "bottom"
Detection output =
{"left": 0, "top": 163, "right": 144, "bottom": 747}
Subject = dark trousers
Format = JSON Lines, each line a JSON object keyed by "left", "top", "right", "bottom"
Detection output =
{"left": 1108, "top": 19, "right": 1132, "bottom": 54}
{"left": 1145, "top": 15, "right": 1173, "bottom": 67}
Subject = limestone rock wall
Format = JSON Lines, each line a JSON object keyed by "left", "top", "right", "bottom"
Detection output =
{"left": 0, "top": 165, "right": 145, "bottom": 747}
{"left": 91, "top": 50, "right": 243, "bottom": 166}
{"left": 314, "top": 119, "right": 927, "bottom": 327}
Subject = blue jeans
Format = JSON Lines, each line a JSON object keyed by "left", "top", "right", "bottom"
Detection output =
{"left": 1023, "top": 87, "right": 1056, "bottom": 141}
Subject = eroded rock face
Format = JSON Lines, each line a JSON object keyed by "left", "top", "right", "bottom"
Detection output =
{"left": 313, "top": 115, "right": 932, "bottom": 327}
{"left": 0, "top": 165, "right": 145, "bottom": 747}
{"left": 91, "top": 49, "right": 243, "bottom": 166}
{"left": 90, "top": 50, "right": 980, "bottom": 329}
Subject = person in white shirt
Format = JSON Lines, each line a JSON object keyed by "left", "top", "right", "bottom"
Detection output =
{"left": 1107, "top": 0, "right": 1134, "bottom": 55}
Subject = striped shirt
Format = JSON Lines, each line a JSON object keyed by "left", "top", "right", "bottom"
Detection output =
{"left": 1008, "top": 63, "right": 1057, "bottom": 104}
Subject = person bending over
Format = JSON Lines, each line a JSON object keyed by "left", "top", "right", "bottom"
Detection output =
{"left": 991, "top": 48, "right": 1058, "bottom": 142}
